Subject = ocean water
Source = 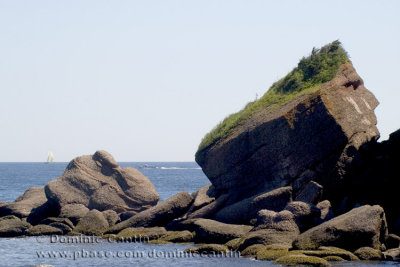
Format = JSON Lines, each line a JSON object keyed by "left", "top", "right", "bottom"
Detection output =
{"left": 0, "top": 162, "right": 396, "bottom": 267}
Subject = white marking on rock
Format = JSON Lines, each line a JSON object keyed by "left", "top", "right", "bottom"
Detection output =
{"left": 362, "top": 98, "right": 372, "bottom": 110}
{"left": 345, "top": 96, "right": 362, "bottom": 114}
{"left": 361, "top": 118, "right": 371, "bottom": 125}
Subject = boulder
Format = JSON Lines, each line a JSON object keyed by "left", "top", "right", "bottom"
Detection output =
{"left": 48, "top": 222, "right": 73, "bottom": 234}
{"left": 284, "top": 201, "right": 321, "bottom": 231}
{"left": 383, "top": 248, "right": 400, "bottom": 261}
{"left": 213, "top": 187, "right": 292, "bottom": 224}
{"left": 102, "top": 210, "right": 120, "bottom": 226}
{"left": 0, "top": 187, "right": 47, "bottom": 218}
{"left": 315, "top": 200, "right": 335, "bottom": 223}
{"left": 0, "top": 215, "right": 31, "bottom": 237}
{"left": 295, "top": 181, "right": 323, "bottom": 204}
{"left": 187, "top": 194, "right": 229, "bottom": 219}
{"left": 26, "top": 224, "right": 63, "bottom": 236}
{"left": 195, "top": 44, "right": 379, "bottom": 207}
{"left": 185, "top": 244, "right": 230, "bottom": 254}
{"left": 354, "top": 247, "right": 382, "bottom": 260}
{"left": 115, "top": 227, "right": 167, "bottom": 241}
{"left": 293, "top": 205, "right": 388, "bottom": 251}
{"left": 59, "top": 204, "right": 89, "bottom": 225}
{"left": 192, "top": 218, "right": 252, "bottom": 244}
{"left": 187, "top": 184, "right": 217, "bottom": 214}
{"left": 239, "top": 229, "right": 299, "bottom": 251}
{"left": 107, "top": 191, "right": 193, "bottom": 233}
{"left": 157, "top": 231, "right": 194, "bottom": 243}
{"left": 40, "top": 217, "right": 74, "bottom": 229}
{"left": 166, "top": 218, "right": 199, "bottom": 232}
{"left": 75, "top": 209, "right": 109, "bottom": 235}
{"left": 253, "top": 210, "right": 300, "bottom": 233}
{"left": 45, "top": 150, "right": 159, "bottom": 213}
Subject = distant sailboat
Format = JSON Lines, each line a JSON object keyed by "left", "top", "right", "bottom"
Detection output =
{"left": 46, "top": 151, "right": 54, "bottom": 164}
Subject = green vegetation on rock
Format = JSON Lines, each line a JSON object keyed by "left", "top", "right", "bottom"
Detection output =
{"left": 197, "top": 40, "right": 348, "bottom": 152}
{"left": 273, "top": 254, "right": 331, "bottom": 267}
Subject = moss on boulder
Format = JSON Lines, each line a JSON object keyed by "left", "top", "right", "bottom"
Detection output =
{"left": 273, "top": 254, "right": 331, "bottom": 267}
{"left": 354, "top": 247, "right": 383, "bottom": 261}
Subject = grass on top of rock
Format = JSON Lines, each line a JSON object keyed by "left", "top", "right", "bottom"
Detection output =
{"left": 197, "top": 40, "right": 348, "bottom": 152}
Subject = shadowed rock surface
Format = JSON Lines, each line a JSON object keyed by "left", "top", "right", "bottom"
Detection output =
{"left": 45, "top": 150, "right": 160, "bottom": 213}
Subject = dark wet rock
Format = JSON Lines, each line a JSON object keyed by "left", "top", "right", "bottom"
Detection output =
{"left": 0, "top": 215, "right": 31, "bottom": 237}
{"left": 213, "top": 187, "right": 292, "bottom": 224}
{"left": 166, "top": 218, "right": 199, "bottom": 232}
{"left": 0, "top": 187, "right": 47, "bottom": 218}
{"left": 293, "top": 205, "right": 388, "bottom": 251}
{"left": 107, "top": 192, "right": 193, "bottom": 233}
{"left": 192, "top": 218, "right": 252, "bottom": 244}
{"left": 75, "top": 209, "right": 109, "bottom": 235}
{"left": 45, "top": 150, "right": 159, "bottom": 213}
{"left": 26, "top": 224, "right": 63, "bottom": 236}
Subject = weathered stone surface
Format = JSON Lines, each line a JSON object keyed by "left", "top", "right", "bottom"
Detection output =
{"left": 185, "top": 244, "right": 230, "bottom": 254}
{"left": 253, "top": 210, "right": 300, "bottom": 234}
{"left": 383, "top": 248, "right": 400, "bottom": 261}
{"left": 239, "top": 229, "right": 298, "bottom": 251}
{"left": 0, "top": 187, "right": 47, "bottom": 218}
{"left": 157, "top": 231, "right": 194, "bottom": 243}
{"left": 59, "top": 204, "right": 89, "bottom": 225}
{"left": 293, "top": 205, "right": 388, "bottom": 251}
{"left": 354, "top": 247, "right": 382, "bottom": 260}
{"left": 187, "top": 194, "right": 229, "bottom": 219}
{"left": 45, "top": 150, "right": 159, "bottom": 213}
{"left": 316, "top": 200, "right": 335, "bottom": 223}
{"left": 40, "top": 217, "right": 74, "bottom": 229}
{"left": 48, "top": 222, "right": 73, "bottom": 234}
{"left": 108, "top": 191, "right": 193, "bottom": 233}
{"left": 115, "top": 227, "right": 167, "bottom": 241}
{"left": 75, "top": 209, "right": 109, "bottom": 235}
{"left": 26, "top": 224, "right": 63, "bottom": 236}
{"left": 119, "top": 211, "right": 137, "bottom": 222}
{"left": 102, "top": 210, "right": 120, "bottom": 226}
{"left": 284, "top": 201, "right": 321, "bottom": 232}
{"left": 187, "top": 184, "right": 216, "bottom": 214}
{"left": 196, "top": 61, "right": 379, "bottom": 205}
{"left": 213, "top": 187, "right": 292, "bottom": 224}
{"left": 192, "top": 218, "right": 252, "bottom": 244}
{"left": 295, "top": 181, "right": 323, "bottom": 204}
{"left": 0, "top": 215, "right": 31, "bottom": 237}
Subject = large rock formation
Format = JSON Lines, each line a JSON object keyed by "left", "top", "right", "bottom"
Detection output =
{"left": 45, "top": 150, "right": 160, "bottom": 213}
{"left": 0, "top": 187, "right": 47, "bottom": 218}
{"left": 195, "top": 42, "right": 379, "bottom": 208}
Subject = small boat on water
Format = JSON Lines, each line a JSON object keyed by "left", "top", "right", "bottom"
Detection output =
{"left": 46, "top": 151, "right": 54, "bottom": 164}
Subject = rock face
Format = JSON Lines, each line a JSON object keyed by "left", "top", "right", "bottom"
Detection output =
{"left": 0, "top": 187, "right": 47, "bottom": 218}
{"left": 213, "top": 187, "right": 292, "bottom": 224}
{"left": 193, "top": 218, "right": 252, "bottom": 244}
{"left": 108, "top": 191, "right": 193, "bottom": 233}
{"left": 293, "top": 205, "right": 388, "bottom": 251}
{"left": 195, "top": 61, "right": 379, "bottom": 204}
{"left": 45, "top": 150, "right": 160, "bottom": 213}
{"left": 0, "top": 215, "right": 31, "bottom": 237}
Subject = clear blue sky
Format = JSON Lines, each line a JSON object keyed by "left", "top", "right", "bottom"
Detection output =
{"left": 0, "top": 0, "right": 399, "bottom": 162}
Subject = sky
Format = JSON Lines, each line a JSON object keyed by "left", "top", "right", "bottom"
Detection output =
{"left": 0, "top": 0, "right": 399, "bottom": 162}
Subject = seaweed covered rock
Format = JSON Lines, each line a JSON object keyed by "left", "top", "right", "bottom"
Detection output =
{"left": 0, "top": 215, "right": 31, "bottom": 237}
{"left": 195, "top": 41, "right": 379, "bottom": 206}
{"left": 45, "top": 150, "right": 160, "bottom": 213}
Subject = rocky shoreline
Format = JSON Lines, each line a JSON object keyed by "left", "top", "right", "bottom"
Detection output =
{"left": 1, "top": 42, "right": 400, "bottom": 266}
